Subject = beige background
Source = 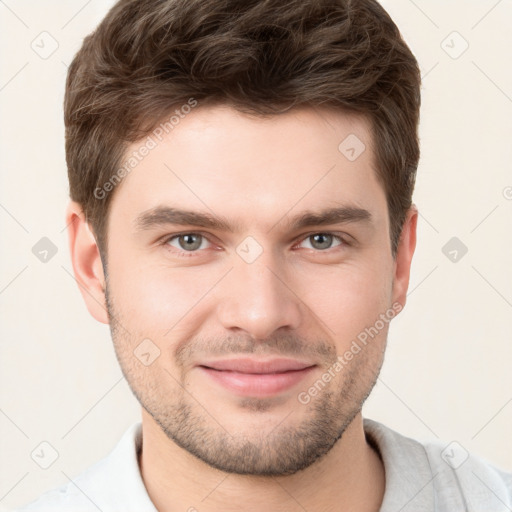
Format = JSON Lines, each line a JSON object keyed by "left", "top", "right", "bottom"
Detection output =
{"left": 1, "top": 0, "right": 511, "bottom": 510}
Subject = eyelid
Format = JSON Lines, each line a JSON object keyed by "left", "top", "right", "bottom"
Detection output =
{"left": 293, "top": 231, "right": 352, "bottom": 247}
{"left": 159, "top": 230, "right": 352, "bottom": 257}
{"left": 160, "top": 231, "right": 217, "bottom": 254}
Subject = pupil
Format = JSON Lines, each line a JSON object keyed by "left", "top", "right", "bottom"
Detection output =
{"left": 181, "top": 234, "right": 200, "bottom": 250}
{"left": 313, "top": 234, "right": 331, "bottom": 249}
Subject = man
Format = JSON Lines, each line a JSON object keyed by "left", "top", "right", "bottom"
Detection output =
{"left": 17, "top": 0, "right": 511, "bottom": 511}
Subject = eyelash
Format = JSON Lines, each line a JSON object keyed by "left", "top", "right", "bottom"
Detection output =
{"left": 159, "top": 231, "right": 351, "bottom": 258}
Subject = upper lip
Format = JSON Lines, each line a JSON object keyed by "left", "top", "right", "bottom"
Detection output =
{"left": 199, "top": 358, "right": 316, "bottom": 374}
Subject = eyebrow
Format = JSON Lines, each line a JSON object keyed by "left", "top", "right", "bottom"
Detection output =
{"left": 134, "top": 205, "right": 372, "bottom": 234}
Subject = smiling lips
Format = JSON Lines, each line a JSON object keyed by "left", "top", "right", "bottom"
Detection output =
{"left": 197, "top": 358, "right": 317, "bottom": 397}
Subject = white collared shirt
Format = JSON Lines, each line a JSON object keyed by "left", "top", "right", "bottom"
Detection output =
{"left": 15, "top": 418, "right": 512, "bottom": 512}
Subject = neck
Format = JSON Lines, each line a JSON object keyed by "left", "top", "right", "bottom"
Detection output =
{"left": 139, "top": 410, "right": 385, "bottom": 512}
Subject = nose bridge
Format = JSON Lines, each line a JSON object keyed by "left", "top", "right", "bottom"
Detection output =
{"left": 216, "top": 246, "right": 302, "bottom": 339}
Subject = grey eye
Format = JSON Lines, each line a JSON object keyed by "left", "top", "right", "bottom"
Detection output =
{"left": 167, "top": 233, "right": 208, "bottom": 251}
{"left": 300, "top": 233, "right": 342, "bottom": 251}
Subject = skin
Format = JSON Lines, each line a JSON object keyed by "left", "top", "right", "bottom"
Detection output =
{"left": 66, "top": 104, "right": 417, "bottom": 512}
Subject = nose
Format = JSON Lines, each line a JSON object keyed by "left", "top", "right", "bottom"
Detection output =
{"left": 216, "top": 252, "right": 303, "bottom": 340}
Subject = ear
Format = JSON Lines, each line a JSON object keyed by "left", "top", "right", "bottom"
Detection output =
{"left": 65, "top": 201, "right": 109, "bottom": 324}
{"left": 391, "top": 205, "right": 418, "bottom": 310}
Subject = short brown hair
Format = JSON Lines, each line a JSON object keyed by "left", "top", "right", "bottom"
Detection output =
{"left": 65, "top": 0, "right": 421, "bottom": 263}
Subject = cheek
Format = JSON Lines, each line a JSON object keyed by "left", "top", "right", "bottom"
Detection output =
{"left": 110, "top": 261, "right": 216, "bottom": 331}
{"left": 302, "top": 260, "right": 393, "bottom": 340}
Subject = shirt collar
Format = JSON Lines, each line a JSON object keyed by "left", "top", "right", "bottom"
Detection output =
{"left": 363, "top": 417, "right": 436, "bottom": 511}
{"left": 76, "top": 422, "right": 158, "bottom": 512}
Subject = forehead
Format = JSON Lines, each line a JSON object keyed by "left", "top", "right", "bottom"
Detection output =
{"left": 108, "top": 105, "right": 387, "bottom": 233}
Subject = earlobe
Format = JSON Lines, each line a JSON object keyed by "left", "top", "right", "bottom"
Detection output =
{"left": 391, "top": 205, "right": 418, "bottom": 310}
{"left": 65, "top": 201, "right": 109, "bottom": 324}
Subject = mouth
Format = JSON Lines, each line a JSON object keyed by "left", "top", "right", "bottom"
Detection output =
{"left": 197, "top": 358, "right": 317, "bottom": 397}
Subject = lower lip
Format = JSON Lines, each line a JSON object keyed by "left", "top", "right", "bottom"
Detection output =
{"left": 198, "top": 366, "right": 316, "bottom": 397}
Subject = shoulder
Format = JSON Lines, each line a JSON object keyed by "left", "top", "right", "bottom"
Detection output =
{"left": 13, "top": 481, "right": 93, "bottom": 512}
{"left": 364, "top": 418, "right": 512, "bottom": 511}
{"left": 13, "top": 422, "right": 156, "bottom": 512}
{"left": 422, "top": 436, "right": 512, "bottom": 510}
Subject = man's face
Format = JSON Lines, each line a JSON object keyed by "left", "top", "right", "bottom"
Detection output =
{"left": 102, "top": 105, "right": 408, "bottom": 476}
